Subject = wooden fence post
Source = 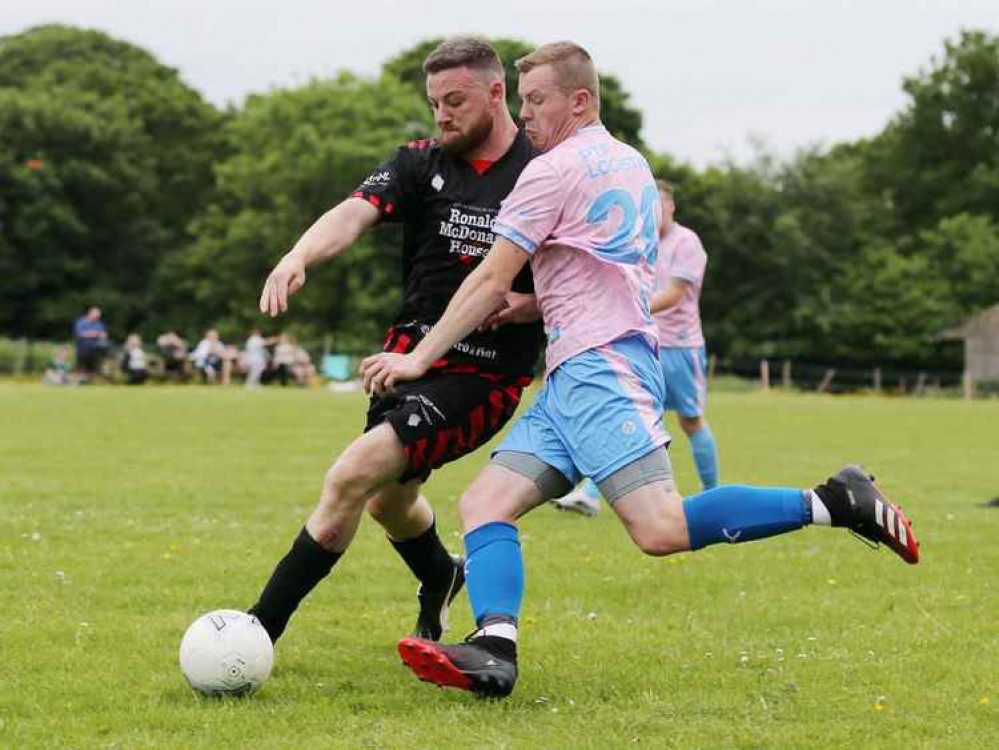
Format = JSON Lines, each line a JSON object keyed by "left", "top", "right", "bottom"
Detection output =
{"left": 817, "top": 368, "right": 836, "bottom": 393}
{"left": 963, "top": 371, "right": 974, "bottom": 400}
{"left": 13, "top": 338, "right": 28, "bottom": 377}
{"left": 760, "top": 360, "right": 770, "bottom": 391}
{"left": 781, "top": 359, "right": 792, "bottom": 389}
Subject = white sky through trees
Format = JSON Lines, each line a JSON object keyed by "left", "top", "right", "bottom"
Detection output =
{"left": 4, "top": 0, "right": 998, "bottom": 166}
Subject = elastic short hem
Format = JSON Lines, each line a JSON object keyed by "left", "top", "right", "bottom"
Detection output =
{"left": 491, "top": 450, "right": 572, "bottom": 500}
{"left": 590, "top": 438, "right": 670, "bottom": 485}
{"left": 597, "top": 446, "right": 674, "bottom": 505}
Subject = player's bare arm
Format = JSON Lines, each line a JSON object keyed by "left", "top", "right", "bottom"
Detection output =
{"left": 259, "top": 198, "right": 379, "bottom": 317}
{"left": 360, "top": 238, "right": 530, "bottom": 395}
{"left": 649, "top": 278, "right": 690, "bottom": 314}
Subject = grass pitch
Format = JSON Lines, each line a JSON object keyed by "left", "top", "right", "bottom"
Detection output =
{"left": 1, "top": 383, "right": 996, "bottom": 749}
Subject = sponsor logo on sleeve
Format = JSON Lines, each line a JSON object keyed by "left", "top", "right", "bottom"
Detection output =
{"left": 362, "top": 170, "right": 392, "bottom": 187}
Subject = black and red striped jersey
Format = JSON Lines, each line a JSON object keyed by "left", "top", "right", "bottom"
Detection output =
{"left": 352, "top": 130, "right": 544, "bottom": 379}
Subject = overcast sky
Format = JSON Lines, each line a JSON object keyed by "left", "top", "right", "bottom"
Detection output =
{"left": 4, "top": 0, "right": 997, "bottom": 166}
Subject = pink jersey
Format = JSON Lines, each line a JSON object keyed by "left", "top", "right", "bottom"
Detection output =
{"left": 494, "top": 124, "right": 660, "bottom": 376}
{"left": 654, "top": 223, "right": 707, "bottom": 348}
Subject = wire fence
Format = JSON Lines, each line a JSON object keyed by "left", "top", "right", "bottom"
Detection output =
{"left": 3, "top": 337, "right": 996, "bottom": 398}
{"left": 712, "top": 357, "right": 986, "bottom": 398}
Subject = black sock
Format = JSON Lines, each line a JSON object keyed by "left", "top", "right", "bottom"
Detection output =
{"left": 248, "top": 527, "right": 341, "bottom": 643}
{"left": 813, "top": 479, "right": 852, "bottom": 527}
{"left": 388, "top": 519, "right": 455, "bottom": 592}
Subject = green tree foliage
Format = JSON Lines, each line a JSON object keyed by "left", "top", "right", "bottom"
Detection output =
{"left": 917, "top": 213, "right": 999, "bottom": 312}
{"left": 649, "top": 30, "right": 999, "bottom": 368}
{"left": 0, "top": 24, "right": 222, "bottom": 338}
{"left": 0, "top": 24, "right": 223, "bottom": 230}
{"left": 383, "top": 37, "right": 645, "bottom": 148}
{"left": 0, "top": 88, "right": 156, "bottom": 336}
{"left": 865, "top": 30, "right": 999, "bottom": 233}
{"left": 159, "top": 73, "right": 431, "bottom": 348}
{"left": 652, "top": 147, "right": 877, "bottom": 361}
{"left": 826, "top": 243, "right": 959, "bottom": 363}
{"left": 3, "top": 24, "right": 997, "bottom": 373}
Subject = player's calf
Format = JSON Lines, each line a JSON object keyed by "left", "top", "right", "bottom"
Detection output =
{"left": 613, "top": 480, "right": 691, "bottom": 556}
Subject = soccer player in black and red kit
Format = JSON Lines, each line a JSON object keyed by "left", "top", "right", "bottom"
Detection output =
{"left": 247, "top": 38, "right": 544, "bottom": 649}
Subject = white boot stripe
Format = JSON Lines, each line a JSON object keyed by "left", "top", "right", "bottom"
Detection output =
{"left": 898, "top": 519, "right": 908, "bottom": 546}
{"left": 886, "top": 509, "right": 897, "bottom": 539}
{"left": 875, "top": 499, "right": 885, "bottom": 527}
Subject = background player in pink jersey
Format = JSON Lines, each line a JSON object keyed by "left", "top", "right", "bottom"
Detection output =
{"left": 555, "top": 179, "right": 719, "bottom": 515}
{"left": 649, "top": 180, "right": 718, "bottom": 489}
{"left": 361, "top": 41, "right": 920, "bottom": 699}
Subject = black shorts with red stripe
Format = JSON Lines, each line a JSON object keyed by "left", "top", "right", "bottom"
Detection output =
{"left": 365, "top": 371, "right": 531, "bottom": 484}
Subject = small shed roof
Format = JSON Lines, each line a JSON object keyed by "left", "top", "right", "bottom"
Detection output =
{"left": 938, "top": 303, "right": 999, "bottom": 341}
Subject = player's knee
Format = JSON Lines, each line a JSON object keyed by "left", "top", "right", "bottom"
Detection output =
{"left": 458, "top": 487, "right": 513, "bottom": 530}
{"left": 365, "top": 491, "right": 410, "bottom": 523}
{"left": 364, "top": 493, "right": 388, "bottom": 522}
{"left": 320, "top": 458, "right": 371, "bottom": 509}
{"left": 632, "top": 527, "right": 686, "bottom": 557}
{"left": 679, "top": 416, "right": 703, "bottom": 436}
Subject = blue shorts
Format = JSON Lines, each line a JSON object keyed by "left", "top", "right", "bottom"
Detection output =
{"left": 495, "top": 335, "right": 670, "bottom": 485}
{"left": 660, "top": 346, "right": 708, "bottom": 418}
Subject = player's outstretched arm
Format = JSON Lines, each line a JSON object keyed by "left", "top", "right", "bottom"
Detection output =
{"left": 259, "top": 198, "right": 379, "bottom": 317}
{"left": 360, "top": 237, "right": 530, "bottom": 395}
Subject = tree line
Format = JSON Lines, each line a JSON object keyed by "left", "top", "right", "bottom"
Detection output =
{"left": 2, "top": 25, "right": 997, "bottom": 367}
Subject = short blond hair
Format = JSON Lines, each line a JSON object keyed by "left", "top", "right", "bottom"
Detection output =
{"left": 515, "top": 41, "right": 599, "bottom": 107}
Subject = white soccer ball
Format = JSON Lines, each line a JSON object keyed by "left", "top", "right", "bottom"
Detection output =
{"left": 179, "top": 609, "right": 274, "bottom": 696}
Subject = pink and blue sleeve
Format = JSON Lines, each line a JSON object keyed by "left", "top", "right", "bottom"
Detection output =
{"left": 493, "top": 159, "right": 564, "bottom": 255}
{"left": 671, "top": 235, "right": 707, "bottom": 285}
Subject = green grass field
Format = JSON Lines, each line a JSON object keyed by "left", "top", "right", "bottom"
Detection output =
{"left": 1, "top": 383, "right": 997, "bottom": 749}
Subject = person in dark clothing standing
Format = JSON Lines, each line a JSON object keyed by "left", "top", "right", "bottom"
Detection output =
{"left": 73, "top": 306, "right": 108, "bottom": 381}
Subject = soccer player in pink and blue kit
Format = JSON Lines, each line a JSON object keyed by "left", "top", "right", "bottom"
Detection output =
{"left": 650, "top": 182, "right": 718, "bottom": 489}
{"left": 361, "top": 41, "right": 920, "bottom": 698}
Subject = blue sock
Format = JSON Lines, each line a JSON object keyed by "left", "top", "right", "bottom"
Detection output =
{"left": 688, "top": 425, "right": 719, "bottom": 490}
{"left": 581, "top": 479, "right": 600, "bottom": 499}
{"left": 682, "top": 486, "right": 808, "bottom": 550}
{"left": 464, "top": 522, "right": 523, "bottom": 626}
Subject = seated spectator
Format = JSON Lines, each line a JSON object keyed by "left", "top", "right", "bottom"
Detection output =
{"left": 73, "top": 306, "right": 109, "bottom": 382}
{"left": 243, "top": 328, "right": 276, "bottom": 388}
{"left": 121, "top": 333, "right": 149, "bottom": 385}
{"left": 292, "top": 342, "right": 317, "bottom": 386}
{"left": 271, "top": 333, "right": 299, "bottom": 387}
{"left": 156, "top": 330, "right": 188, "bottom": 378}
{"left": 220, "top": 343, "right": 241, "bottom": 385}
{"left": 190, "top": 329, "right": 225, "bottom": 383}
{"left": 42, "top": 345, "right": 75, "bottom": 386}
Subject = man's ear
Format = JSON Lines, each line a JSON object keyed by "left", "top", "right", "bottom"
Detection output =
{"left": 490, "top": 79, "right": 506, "bottom": 105}
{"left": 571, "top": 88, "right": 593, "bottom": 115}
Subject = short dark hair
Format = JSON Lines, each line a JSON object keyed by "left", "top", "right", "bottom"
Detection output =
{"left": 423, "top": 37, "right": 504, "bottom": 78}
